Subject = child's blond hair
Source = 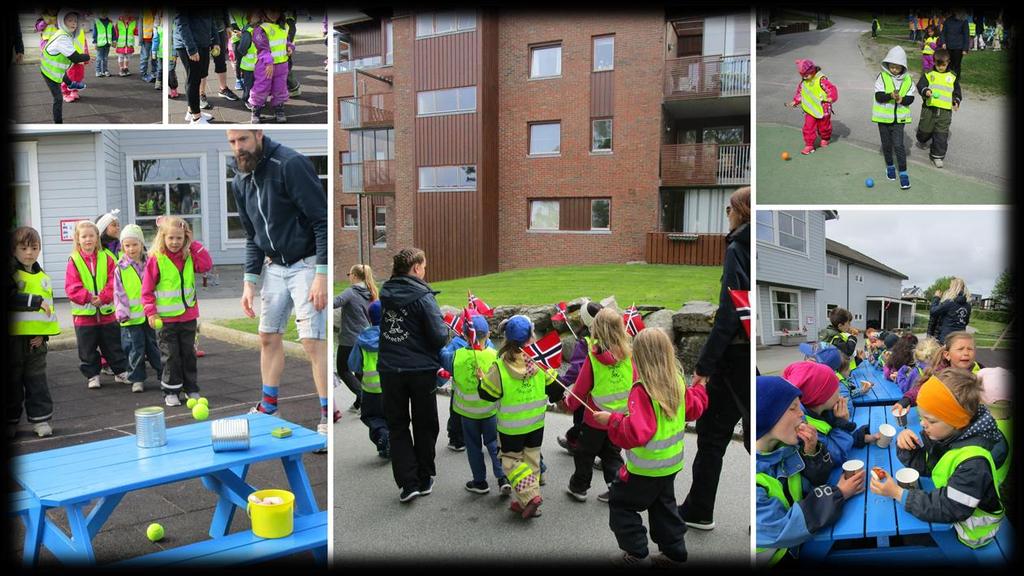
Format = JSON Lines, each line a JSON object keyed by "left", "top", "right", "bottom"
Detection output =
{"left": 632, "top": 329, "right": 683, "bottom": 416}
{"left": 935, "top": 367, "right": 982, "bottom": 417}
{"left": 917, "top": 331, "right": 976, "bottom": 387}
{"left": 591, "top": 308, "right": 631, "bottom": 363}
{"left": 350, "top": 264, "right": 379, "bottom": 301}
{"left": 914, "top": 336, "right": 942, "bottom": 364}
{"left": 148, "top": 216, "right": 193, "bottom": 258}
{"left": 70, "top": 220, "right": 101, "bottom": 256}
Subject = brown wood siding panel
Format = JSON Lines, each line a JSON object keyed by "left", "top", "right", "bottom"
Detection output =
{"left": 559, "top": 198, "right": 591, "bottom": 231}
{"left": 415, "top": 114, "right": 480, "bottom": 166}
{"left": 590, "top": 71, "right": 614, "bottom": 117}
{"left": 478, "top": 10, "right": 499, "bottom": 274}
{"left": 415, "top": 30, "right": 479, "bottom": 91}
{"left": 415, "top": 192, "right": 480, "bottom": 282}
{"left": 644, "top": 233, "right": 724, "bottom": 266}
{"left": 351, "top": 23, "right": 383, "bottom": 59}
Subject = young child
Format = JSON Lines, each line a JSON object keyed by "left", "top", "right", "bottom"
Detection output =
{"left": 347, "top": 301, "right": 388, "bottom": 458}
{"left": 96, "top": 209, "right": 121, "bottom": 260}
{"left": 915, "top": 49, "right": 962, "bottom": 169}
{"left": 895, "top": 331, "right": 981, "bottom": 411}
{"left": 65, "top": 220, "right": 130, "bottom": 389}
{"left": 921, "top": 25, "right": 941, "bottom": 72}
{"left": 113, "top": 224, "right": 162, "bottom": 393}
{"left": 871, "top": 368, "right": 1007, "bottom": 549}
{"left": 594, "top": 328, "right": 707, "bottom": 567}
{"left": 556, "top": 300, "right": 604, "bottom": 455}
{"left": 976, "top": 367, "right": 1012, "bottom": 487}
{"left": 478, "top": 316, "right": 560, "bottom": 519}
{"left": 141, "top": 217, "right": 213, "bottom": 406}
{"left": 62, "top": 21, "right": 90, "bottom": 102}
{"left": 113, "top": 11, "right": 137, "bottom": 76}
{"left": 819, "top": 307, "right": 861, "bottom": 372}
{"left": 441, "top": 313, "right": 512, "bottom": 495}
{"left": 92, "top": 11, "right": 113, "bottom": 77}
{"left": 40, "top": 9, "right": 91, "bottom": 123}
{"left": 872, "top": 46, "right": 917, "bottom": 190}
{"left": 235, "top": 12, "right": 261, "bottom": 112}
{"left": 800, "top": 343, "right": 872, "bottom": 399}
{"left": 756, "top": 375, "right": 864, "bottom": 567}
{"left": 783, "top": 361, "right": 874, "bottom": 467}
{"left": 9, "top": 227, "right": 60, "bottom": 438}
{"left": 885, "top": 333, "right": 919, "bottom": 382}
{"left": 138, "top": 9, "right": 157, "bottom": 82}
{"left": 787, "top": 59, "right": 838, "bottom": 155}
{"left": 894, "top": 336, "right": 941, "bottom": 394}
{"left": 151, "top": 12, "right": 163, "bottom": 91}
{"left": 247, "top": 9, "right": 294, "bottom": 124}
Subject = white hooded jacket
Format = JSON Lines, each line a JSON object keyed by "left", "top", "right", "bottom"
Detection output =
{"left": 45, "top": 9, "right": 80, "bottom": 57}
{"left": 873, "top": 45, "right": 918, "bottom": 99}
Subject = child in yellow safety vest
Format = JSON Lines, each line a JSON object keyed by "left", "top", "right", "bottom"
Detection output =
{"left": 872, "top": 46, "right": 918, "bottom": 189}
{"left": 247, "top": 9, "right": 294, "bottom": 124}
{"left": 915, "top": 49, "right": 962, "bottom": 169}
{"left": 871, "top": 368, "right": 1007, "bottom": 549}
{"left": 9, "top": 227, "right": 60, "bottom": 438}
{"left": 593, "top": 328, "right": 707, "bottom": 567}
{"left": 113, "top": 12, "right": 138, "bottom": 77}
{"left": 921, "top": 25, "right": 941, "bottom": 72}
{"left": 40, "top": 9, "right": 91, "bottom": 123}
{"left": 141, "top": 217, "right": 213, "bottom": 407}
{"left": 478, "top": 315, "right": 560, "bottom": 519}
{"left": 92, "top": 11, "right": 114, "bottom": 77}
{"left": 112, "top": 224, "right": 162, "bottom": 394}
{"left": 347, "top": 301, "right": 389, "bottom": 458}
{"left": 787, "top": 58, "right": 839, "bottom": 155}
{"left": 976, "top": 367, "right": 1012, "bottom": 489}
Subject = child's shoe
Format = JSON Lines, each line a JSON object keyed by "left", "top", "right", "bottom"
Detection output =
{"left": 141, "top": 74, "right": 152, "bottom": 83}
{"left": 32, "top": 422, "right": 53, "bottom": 438}
{"left": 612, "top": 551, "right": 651, "bottom": 568}
{"left": 63, "top": 94, "right": 75, "bottom": 103}
{"left": 123, "top": 68, "right": 131, "bottom": 76}
{"left": 234, "top": 78, "right": 243, "bottom": 90}
{"left": 800, "top": 145, "right": 814, "bottom": 155}
{"left": 289, "top": 83, "right": 302, "bottom": 97}
{"left": 498, "top": 476, "right": 512, "bottom": 496}
{"left": 195, "top": 347, "right": 206, "bottom": 358}
{"left": 899, "top": 171, "right": 911, "bottom": 189}
{"left": 87, "top": 376, "right": 101, "bottom": 389}
{"left": 169, "top": 88, "right": 179, "bottom": 99}
{"left": 274, "top": 106, "right": 287, "bottom": 124}
{"left": 819, "top": 139, "right": 829, "bottom": 147}
{"left": 114, "top": 371, "right": 131, "bottom": 384}
{"left": 132, "top": 382, "right": 144, "bottom": 393}
{"left": 931, "top": 157, "right": 944, "bottom": 168}
{"left": 520, "top": 496, "right": 542, "bottom": 518}
{"left": 566, "top": 486, "right": 588, "bottom": 502}
{"left": 333, "top": 409, "right": 342, "bottom": 423}
{"left": 376, "top": 434, "right": 390, "bottom": 459}
{"left": 164, "top": 393, "right": 182, "bottom": 407}
{"left": 119, "top": 69, "right": 128, "bottom": 77}
{"left": 885, "top": 165, "right": 897, "bottom": 180}
{"left": 597, "top": 491, "right": 610, "bottom": 503}
{"left": 103, "top": 70, "right": 111, "bottom": 77}
{"left": 154, "top": 80, "right": 162, "bottom": 90}
{"left": 465, "top": 480, "right": 489, "bottom": 494}
{"left": 250, "top": 107, "right": 263, "bottom": 124}
{"left": 70, "top": 90, "right": 80, "bottom": 101}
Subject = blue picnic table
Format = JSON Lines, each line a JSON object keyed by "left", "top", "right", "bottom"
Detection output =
{"left": 800, "top": 405, "right": 1014, "bottom": 565}
{"left": 847, "top": 361, "right": 905, "bottom": 407}
{"left": 12, "top": 413, "right": 326, "bottom": 566}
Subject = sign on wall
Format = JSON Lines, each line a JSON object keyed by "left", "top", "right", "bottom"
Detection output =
{"left": 60, "top": 219, "right": 88, "bottom": 242}
{"left": 806, "top": 316, "right": 815, "bottom": 325}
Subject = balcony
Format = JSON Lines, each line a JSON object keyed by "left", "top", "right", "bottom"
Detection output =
{"left": 664, "top": 54, "right": 750, "bottom": 100}
{"left": 340, "top": 94, "right": 394, "bottom": 129}
{"left": 661, "top": 143, "right": 750, "bottom": 186}
{"left": 341, "top": 160, "right": 395, "bottom": 194}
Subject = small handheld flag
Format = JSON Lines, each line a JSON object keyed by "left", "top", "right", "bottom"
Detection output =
{"left": 468, "top": 290, "right": 494, "bottom": 317}
{"left": 442, "top": 311, "right": 464, "bottom": 334}
{"left": 623, "top": 304, "right": 645, "bottom": 337}
{"left": 522, "top": 331, "right": 563, "bottom": 370}
{"left": 728, "top": 289, "right": 751, "bottom": 338}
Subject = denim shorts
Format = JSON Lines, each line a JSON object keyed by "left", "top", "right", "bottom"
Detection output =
{"left": 259, "top": 255, "right": 326, "bottom": 340}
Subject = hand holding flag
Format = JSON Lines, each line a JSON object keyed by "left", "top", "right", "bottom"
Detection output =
{"left": 624, "top": 304, "right": 645, "bottom": 337}
{"left": 550, "top": 301, "right": 578, "bottom": 339}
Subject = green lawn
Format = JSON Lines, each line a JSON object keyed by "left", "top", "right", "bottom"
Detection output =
{"left": 214, "top": 315, "right": 299, "bottom": 342}
{"left": 337, "top": 264, "right": 722, "bottom": 309}
{"left": 969, "top": 315, "right": 1013, "bottom": 350}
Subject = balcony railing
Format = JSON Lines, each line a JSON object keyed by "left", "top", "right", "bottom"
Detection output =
{"left": 341, "top": 160, "right": 395, "bottom": 194}
{"left": 664, "top": 54, "right": 750, "bottom": 100}
{"left": 661, "top": 143, "right": 750, "bottom": 186}
{"left": 340, "top": 94, "right": 394, "bottom": 129}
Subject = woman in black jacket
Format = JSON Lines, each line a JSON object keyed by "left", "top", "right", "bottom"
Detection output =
{"left": 931, "top": 277, "right": 972, "bottom": 342}
{"left": 679, "top": 187, "right": 751, "bottom": 531}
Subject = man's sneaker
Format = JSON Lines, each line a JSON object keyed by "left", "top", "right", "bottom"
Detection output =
{"left": 87, "top": 376, "right": 101, "bottom": 389}
{"left": 189, "top": 114, "right": 212, "bottom": 125}
{"left": 114, "top": 371, "right": 131, "bottom": 384}
{"left": 820, "top": 139, "right": 830, "bottom": 147}
{"left": 899, "top": 171, "right": 911, "bottom": 190}
{"left": 399, "top": 486, "right": 420, "bottom": 503}
{"left": 684, "top": 518, "right": 716, "bottom": 531}
{"left": 447, "top": 442, "right": 466, "bottom": 452}
{"left": 597, "top": 491, "right": 610, "bottom": 503}
{"left": 557, "top": 435, "right": 579, "bottom": 454}
{"left": 418, "top": 477, "right": 434, "bottom": 496}
{"left": 651, "top": 552, "right": 687, "bottom": 568}
{"left": 801, "top": 145, "right": 814, "bottom": 155}
{"left": 885, "top": 165, "right": 897, "bottom": 180}
{"left": 185, "top": 110, "right": 213, "bottom": 122}
{"left": 498, "top": 476, "right": 512, "bottom": 496}
{"left": 274, "top": 106, "right": 287, "bottom": 123}
{"left": 132, "top": 382, "right": 145, "bottom": 393}
{"left": 199, "top": 95, "right": 213, "bottom": 110}
{"left": 234, "top": 78, "right": 243, "bottom": 90}
{"left": 520, "top": 495, "right": 542, "bottom": 518}
{"left": 376, "top": 435, "right": 390, "bottom": 459}
{"left": 465, "top": 480, "right": 489, "bottom": 494}
{"left": 33, "top": 422, "right": 53, "bottom": 438}
{"left": 611, "top": 551, "right": 651, "bottom": 568}
{"left": 566, "top": 487, "right": 588, "bottom": 502}
{"left": 218, "top": 87, "right": 240, "bottom": 101}
{"left": 931, "top": 157, "right": 944, "bottom": 168}
{"left": 165, "top": 394, "right": 182, "bottom": 407}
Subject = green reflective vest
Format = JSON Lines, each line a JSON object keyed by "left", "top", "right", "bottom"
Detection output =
{"left": 230, "top": 11, "right": 249, "bottom": 30}
{"left": 261, "top": 23, "right": 288, "bottom": 64}
{"left": 495, "top": 359, "right": 548, "bottom": 435}
{"left": 240, "top": 26, "right": 257, "bottom": 72}
{"left": 931, "top": 445, "right": 1004, "bottom": 549}
{"left": 361, "top": 348, "right": 381, "bottom": 394}
{"left": 805, "top": 413, "right": 832, "bottom": 435}
{"left": 800, "top": 72, "right": 828, "bottom": 119}
{"left": 925, "top": 70, "right": 957, "bottom": 110}
{"left": 70, "top": 250, "right": 114, "bottom": 316}
{"left": 154, "top": 252, "right": 196, "bottom": 318}
{"left": 625, "top": 377, "right": 686, "bottom": 477}
{"left": 40, "top": 29, "right": 72, "bottom": 84}
{"left": 95, "top": 19, "right": 114, "bottom": 47}
{"left": 995, "top": 418, "right": 1012, "bottom": 488}
{"left": 755, "top": 471, "right": 804, "bottom": 566}
{"left": 137, "top": 198, "right": 155, "bottom": 216}
{"left": 922, "top": 36, "right": 939, "bottom": 55}
{"left": 872, "top": 72, "right": 913, "bottom": 124}
{"left": 117, "top": 261, "right": 146, "bottom": 327}
{"left": 10, "top": 269, "right": 61, "bottom": 336}
{"left": 116, "top": 20, "right": 136, "bottom": 49}
{"left": 452, "top": 347, "right": 499, "bottom": 419}
{"left": 969, "top": 22, "right": 976, "bottom": 36}
{"left": 588, "top": 347, "right": 633, "bottom": 413}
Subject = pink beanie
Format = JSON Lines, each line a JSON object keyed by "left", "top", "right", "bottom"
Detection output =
{"left": 782, "top": 361, "right": 839, "bottom": 408}
{"left": 977, "top": 367, "right": 1012, "bottom": 404}
{"left": 796, "top": 59, "right": 816, "bottom": 75}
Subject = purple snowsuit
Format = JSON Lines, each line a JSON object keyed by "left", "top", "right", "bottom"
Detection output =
{"left": 247, "top": 24, "right": 293, "bottom": 110}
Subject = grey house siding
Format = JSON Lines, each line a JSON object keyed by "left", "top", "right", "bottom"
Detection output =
{"left": 756, "top": 210, "right": 827, "bottom": 290}
{"left": 758, "top": 283, "right": 817, "bottom": 346}
{"left": 822, "top": 259, "right": 904, "bottom": 333}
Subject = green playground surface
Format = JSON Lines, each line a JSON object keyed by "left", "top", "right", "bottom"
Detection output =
{"left": 756, "top": 124, "right": 1006, "bottom": 204}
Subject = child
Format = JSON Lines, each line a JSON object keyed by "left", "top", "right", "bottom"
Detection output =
{"left": 93, "top": 11, "right": 113, "bottom": 77}
{"left": 819, "top": 307, "right": 861, "bottom": 371}
{"left": 65, "top": 220, "right": 130, "bottom": 389}
{"left": 755, "top": 375, "right": 864, "bottom": 567}
{"left": 478, "top": 316, "right": 560, "bottom": 519}
{"left": 113, "top": 224, "right": 162, "bottom": 393}
{"left": 895, "top": 331, "right": 981, "bottom": 411}
{"left": 139, "top": 9, "right": 156, "bottom": 82}
{"left": 921, "top": 25, "right": 941, "bottom": 72}
{"left": 871, "top": 15, "right": 880, "bottom": 38}
{"left": 800, "top": 343, "right": 872, "bottom": 398}
{"left": 884, "top": 333, "right": 919, "bottom": 382}
{"left": 871, "top": 369, "right": 1007, "bottom": 549}
{"left": 864, "top": 327, "right": 885, "bottom": 365}
{"left": 441, "top": 313, "right": 512, "bottom": 495}
{"left": 872, "top": 46, "right": 917, "bottom": 190}
{"left": 113, "top": 11, "right": 137, "bottom": 76}
{"left": 557, "top": 300, "right": 604, "bottom": 455}
{"left": 915, "top": 49, "right": 962, "bottom": 169}
{"left": 96, "top": 209, "right": 121, "bottom": 260}
{"left": 9, "top": 227, "right": 60, "bottom": 438}
{"left": 141, "top": 217, "right": 213, "bottom": 406}
{"left": 247, "top": 10, "right": 294, "bottom": 124}
{"left": 977, "top": 367, "right": 1012, "bottom": 487}
{"left": 40, "top": 9, "right": 91, "bottom": 123}
{"left": 894, "top": 336, "right": 941, "bottom": 394}
{"left": 562, "top": 308, "right": 633, "bottom": 503}
{"left": 787, "top": 59, "right": 838, "bottom": 155}
{"left": 151, "top": 13, "right": 163, "bottom": 91}
{"left": 594, "top": 328, "right": 707, "bottom": 567}
{"left": 235, "top": 12, "right": 260, "bottom": 112}
{"left": 62, "top": 22, "right": 90, "bottom": 102}
{"left": 347, "top": 301, "right": 388, "bottom": 458}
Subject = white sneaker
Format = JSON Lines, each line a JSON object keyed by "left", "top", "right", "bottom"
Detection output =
{"left": 88, "top": 376, "right": 101, "bottom": 389}
{"left": 32, "top": 422, "right": 53, "bottom": 437}
{"left": 317, "top": 422, "right": 328, "bottom": 436}
{"left": 164, "top": 394, "right": 182, "bottom": 407}
{"left": 931, "top": 157, "right": 944, "bottom": 168}
{"left": 184, "top": 110, "right": 213, "bottom": 121}
{"left": 189, "top": 114, "right": 212, "bottom": 125}
{"left": 132, "top": 382, "right": 145, "bottom": 393}
{"left": 114, "top": 371, "right": 131, "bottom": 384}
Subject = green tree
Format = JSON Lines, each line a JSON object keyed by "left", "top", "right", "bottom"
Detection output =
{"left": 990, "top": 269, "right": 1014, "bottom": 311}
{"left": 925, "top": 276, "right": 954, "bottom": 298}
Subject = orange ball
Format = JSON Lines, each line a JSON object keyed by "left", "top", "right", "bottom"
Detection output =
{"left": 781, "top": 151, "right": 791, "bottom": 161}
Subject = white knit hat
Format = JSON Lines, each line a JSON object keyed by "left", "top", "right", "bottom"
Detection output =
{"left": 580, "top": 299, "right": 605, "bottom": 329}
{"left": 96, "top": 209, "right": 121, "bottom": 236}
{"left": 119, "top": 223, "right": 145, "bottom": 245}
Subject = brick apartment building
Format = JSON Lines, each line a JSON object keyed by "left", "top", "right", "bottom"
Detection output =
{"left": 335, "top": 8, "right": 750, "bottom": 282}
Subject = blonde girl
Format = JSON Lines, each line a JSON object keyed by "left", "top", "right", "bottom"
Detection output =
{"left": 895, "top": 331, "right": 980, "bottom": 412}
{"left": 334, "top": 264, "right": 378, "bottom": 414}
{"left": 931, "top": 278, "right": 973, "bottom": 342}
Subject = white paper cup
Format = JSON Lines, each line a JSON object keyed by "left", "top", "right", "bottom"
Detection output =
{"left": 892, "top": 405, "right": 909, "bottom": 427}
{"left": 842, "top": 459, "right": 864, "bottom": 479}
{"left": 877, "top": 423, "right": 897, "bottom": 448}
{"left": 895, "top": 467, "right": 920, "bottom": 489}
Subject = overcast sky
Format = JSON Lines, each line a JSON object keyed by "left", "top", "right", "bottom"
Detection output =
{"left": 825, "top": 210, "right": 1010, "bottom": 298}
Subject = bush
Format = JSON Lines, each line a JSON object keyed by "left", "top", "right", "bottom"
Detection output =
{"left": 972, "top": 309, "right": 1010, "bottom": 324}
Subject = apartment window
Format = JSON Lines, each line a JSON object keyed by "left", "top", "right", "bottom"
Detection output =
{"left": 593, "top": 36, "right": 614, "bottom": 71}
{"left": 703, "top": 126, "right": 745, "bottom": 144}
{"left": 530, "top": 44, "right": 562, "bottom": 78}
{"left": 592, "top": 118, "right": 612, "bottom": 152}
{"left": 756, "top": 211, "right": 774, "bottom": 243}
{"left": 529, "top": 122, "right": 561, "bottom": 155}
{"left": 415, "top": 11, "right": 476, "bottom": 38}
{"left": 591, "top": 199, "right": 610, "bottom": 230}
{"left": 529, "top": 200, "right": 560, "bottom": 230}
{"left": 373, "top": 207, "right": 387, "bottom": 247}
{"left": 529, "top": 198, "right": 611, "bottom": 232}
{"left": 771, "top": 288, "right": 801, "bottom": 334}
{"left": 385, "top": 21, "right": 394, "bottom": 65}
{"left": 342, "top": 207, "right": 359, "bottom": 229}
{"left": 130, "top": 157, "right": 203, "bottom": 243}
{"left": 826, "top": 255, "right": 840, "bottom": 277}
{"left": 418, "top": 165, "right": 477, "bottom": 191}
{"left": 417, "top": 86, "right": 477, "bottom": 116}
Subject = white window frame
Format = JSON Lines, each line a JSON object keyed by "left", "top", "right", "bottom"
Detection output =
{"left": 342, "top": 206, "right": 359, "bottom": 229}
{"left": 12, "top": 142, "right": 43, "bottom": 261}
{"left": 530, "top": 43, "right": 562, "bottom": 79}
{"left": 591, "top": 118, "right": 613, "bottom": 153}
{"left": 418, "top": 165, "right": 477, "bottom": 192}
{"left": 529, "top": 200, "right": 560, "bottom": 231}
{"left": 826, "top": 255, "right": 840, "bottom": 278}
{"left": 529, "top": 122, "right": 561, "bottom": 157}
{"left": 757, "top": 210, "right": 809, "bottom": 256}
{"left": 373, "top": 206, "right": 387, "bottom": 247}
{"left": 385, "top": 20, "right": 394, "bottom": 65}
{"left": 415, "top": 10, "right": 477, "bottom": 39}
{"left": 593, "top": 35, "right": 614, "bottom": 71}
{"left": 127, "top": 153, "right": 208, "bottom": 246}
{"left": 770, "top": 287, "right": 801, "bottom": 336}
{"left": 591, "top": 198, "right": 611, "bottom": 231}
{"left": 416, "top": 86, "right": 477, "bottom": 117}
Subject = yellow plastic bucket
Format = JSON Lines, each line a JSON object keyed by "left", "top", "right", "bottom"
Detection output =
{"left": 246, "top": 489, "right": 295, "bottom": 538}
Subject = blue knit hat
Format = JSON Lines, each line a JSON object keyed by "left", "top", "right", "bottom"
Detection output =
{"left": 463, "top": 314, "right": 490, "bottom": 340}
{"left": 756, "top": 376, "right": 802, "bottom": 439}
{"left": 367, "top": 301, "right": 382, "bottom": 326}
{"left": 799, "top": 342, "right": 843, "bottom": 371}
{"left": 503, "top": 315, "right": 534, "bottom": 346}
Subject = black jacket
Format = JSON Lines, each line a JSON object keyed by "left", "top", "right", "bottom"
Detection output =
{"left": 378, "top": 275, "right": 449, "bottom": 373}
{"left": 930, "top": 293, "right": 972, "bottom": 342}
{"left": 231, "top": 136, "right": 328, "bottom": 279}
{"left": 695, "top": 222, "right": 750, "bottom": 376}
{"left": 942, "top": 17, "right": 971, "bottom": 50}
{"left": 174, "top": 9, "right": 218, "bottom": 53}
{"left": 797, "top": 441, "right": 847, "bottom": 535}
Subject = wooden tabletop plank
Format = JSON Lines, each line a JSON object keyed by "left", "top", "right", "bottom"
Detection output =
{"left": 829, "top": 403, "right": 871, "bottom": 541}
{"left": 865, "top": 406, "right": 898, "bottom": 537}
{"left": 887, "top": 406, "right": 933, "bottom": 536}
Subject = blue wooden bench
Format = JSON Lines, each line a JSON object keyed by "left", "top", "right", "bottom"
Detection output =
{"left": 114, "top": 510, "right": 328, "bottom": 566}
{"left": 848, "top": 362, "right": 905, "bottom": 407}
{"left": 9, "top": 491, "right": 32, "bottom": 517}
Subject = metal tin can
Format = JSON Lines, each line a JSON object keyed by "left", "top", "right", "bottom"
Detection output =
{"left": 211, "top": 418, "right": 250, "bottom": 452}
{"left": 135, "top": 406, "right": 167, "bottom": 448}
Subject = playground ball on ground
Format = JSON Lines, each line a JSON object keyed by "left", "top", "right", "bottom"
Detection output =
{"left": 865, "top": 178, "right": 875, "bottom": 188}
{"left": 186, "top": 398, "right": 198, "bottom": 409}
{"left": 192, "top": 404, "right": 209, "bottom": 421}
{"left": 146, "top": 523, "right": 164, "bottom": 542}
{"left": 781, "top": 151, "right": 791, "bottom": 161}
{"left": 198, "top": 397, "right": 209, "bottom": 407}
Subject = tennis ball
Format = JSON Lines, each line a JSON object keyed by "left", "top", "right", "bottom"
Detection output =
{"left": 192, "top": 404, "right": 209, "bottom": 421}
{"left": 198, "top": 397, "right": 209, "bottom": 407}
{"left": 211, "top": 45, "right": 221, "bottom": 58}
{"left": 186, "top": 398, "right": 198, "bottom": 409}
{"left": 781, "top": 151, "right": 791, "bottom": 161}
{"left": 146, "top": 523, "right": 164, "bottom": 542}
{"left": 153, "top": 318, "right": 163, "bottom": 330}
{"left": 865, "top": 178, "right": 875, "bottom": 188}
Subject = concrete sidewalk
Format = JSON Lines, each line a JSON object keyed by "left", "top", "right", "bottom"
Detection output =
{"left": 12, "top": 61, "right": 163, "bottom": 124}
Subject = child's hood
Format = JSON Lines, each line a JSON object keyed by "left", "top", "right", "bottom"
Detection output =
{"left": 755, "top": 443, "right": 805, "bottom": 479}
{"left": 591, "top": 344, "right": 623, "bottom": 367}
{"left": 57, "top": 9, "right": 79, "bottom": 34}
{"left": 501, "top": 354, "right": 530, "bottom": 380}
{"left": 356, "top": 325, "right": 380, "bottom": 352}
{"left": 881, "top": 46, "right": 910, "bottom": 78}
{"left": 949, "top": 404, "right": 1005, "bottom": 450}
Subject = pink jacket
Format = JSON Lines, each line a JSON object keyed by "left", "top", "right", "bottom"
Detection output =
{"left": 792, "top": 74, "right": 838, "bottom": 115}
{"left": 113, "top": 255, "right": 147, "bottom": 325}
{"left": 563, "top": 347, "right": 638, "bottom": 430}
{"left": 141, "top": 241, "right": 212, "bottom": 323}
{"left": 65, "top": 248, "right": 117, "bottom": 327}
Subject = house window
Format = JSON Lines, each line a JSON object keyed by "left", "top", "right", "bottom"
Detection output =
{"left": 224, "top": 151, "right": 325, "bottom": 245}
{"left": 418, "top": 165, "right": 477, "bottom": 191}
{"left": 591, "top": 199, "right": 610, "bottom": 230}
{"left": 529, "top": 200, "right": 560, "bottom": 230}
{"left": 416, "top": 86, "right": 477, "bottom": 116}
{"left": 777, "top": 211, "right": 807, "bottom": 253}
{"left": 373, "top": 207, "right": 387, "bottom": 247}
{"left": 592, "top": 118, "right": 612, "bottom": 152}
{"left": 131, "top": 157, "right": 203, "bottom": 243}
{"left": 756, "top": 211, "right": 774, "bottom": 242}
{"left": 415, "top": 11, "right": 476, "bottom": 38}
{"left": 702, "top": 126, "right": 745, "bottom": 144}
{"left": 529, "top": 122, "right": 561, "bottom": 155}
{"left": 342, "top": 207, "right": 359, "bottom": 229}
{"left": 530, "top": 44, "right": 562, "bottom": 78}
{"left": 593, "top": 35, "right": 614, "bottom": 71}
{"left": 854, "top": 313, "right": 863, "bottom": 320}
{"left": 826, "top": 256, "right": 840, "bottom": 277}
{"left": 856, "top": 274, "right": 864, "bottom": 283}
{"left": 770, "top": 288, "right": 801, "bottom": 334}
{"left": 385, "top": 20, "right": 394, "bottom": 65}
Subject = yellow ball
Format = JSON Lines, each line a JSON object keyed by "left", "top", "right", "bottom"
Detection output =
{"left": 186, "top": 398, "right": 198, "bottom": 409}
{"left": 198, "top": 397, "right": 209, "bottom": 407}
{"left": 146, "top": 523, "right": 164, "bottom": 542}
{"left": 192, "top": 404, "right": 209, "bottom": 421}
{"left": 153, "top": 318, "right": 164, "bottom": 330}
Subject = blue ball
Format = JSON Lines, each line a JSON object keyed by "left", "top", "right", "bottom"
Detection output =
{"left": 865, "top": 178, "right": 875, "bottom": 188}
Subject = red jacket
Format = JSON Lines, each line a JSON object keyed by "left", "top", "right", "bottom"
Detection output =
{"left": 65, "top": 248, "right": 117, "bottom": 327}
{"left": 563, "top": 346, "right": 638, "bottom": 430}
{"left": 141, "top": 241, "right": 213, "bottom": 323}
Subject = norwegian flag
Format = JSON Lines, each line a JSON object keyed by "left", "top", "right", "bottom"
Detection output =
{"left": 523, "top": 331, "right": 563, "bottom": 370}
{"left": 550, "top": 301, "right": 568, "bottom": 322}
{"left": 468, "top": 290, "right": 494, "bottom": 317}
{"left": 728, "top": 289, "right": 751, "bottom": 338}
{"left": 623, "top": 304, "right": 646, "bottom": 337}
{"left": 461, "top": 307, "right": 482, "bottom": 350}
{"left": 442, "top": 311, "right": 464, "bottom": 334}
